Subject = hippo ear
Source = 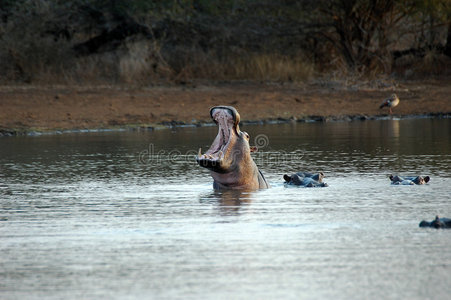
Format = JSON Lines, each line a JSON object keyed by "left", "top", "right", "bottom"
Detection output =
{"left": 424, "top": 176, "right": 430, "bottom": 183}
{"left": 283, "top": 174, "right": 291, "bottom": 182}
{"left": 250, "top": 146, "right": 258, "bottom": 153}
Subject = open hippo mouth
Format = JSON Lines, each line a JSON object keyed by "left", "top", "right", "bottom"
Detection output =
{"left": 196, "top": 106, "right": 240, "bottom": 172}
{"left": 196, "top": 105, "right": 269, "bottom": 189}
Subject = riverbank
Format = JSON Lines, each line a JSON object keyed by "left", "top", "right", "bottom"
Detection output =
{"left": 1, "top": 78, "right": 450, "bottom": 136}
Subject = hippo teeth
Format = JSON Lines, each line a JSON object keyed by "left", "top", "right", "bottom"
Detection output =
{"left": 198, "top": 107, "right": 233, "bottom": 163}
{"left": 196, "top": 147, "right": 223, "bottom": 161}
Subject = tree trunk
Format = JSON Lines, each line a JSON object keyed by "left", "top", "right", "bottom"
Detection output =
{"left": 444, "top": 23, "right": 451, "bottom": 58}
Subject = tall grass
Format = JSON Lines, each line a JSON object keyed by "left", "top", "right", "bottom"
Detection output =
{"left": 228, "top": 53, "right": 314, "bottom": 82}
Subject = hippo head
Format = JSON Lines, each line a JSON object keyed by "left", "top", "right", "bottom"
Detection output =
{"left": 283, "top": 174, "right": 304, "bottom": 185}
{"left": 197, "top": 106, "right": 247, "bottom": 172}
{"left": 283, "top": 172, "right": 328, "bottom": 187}
{"left": 389, "top": 174, "right": 430, "bottom": 185}
{"left": 419, "top": 215, "right": 451, "bottom": 229}
{"left": 413, "top": 176, "right": 430, "bottom": 185}
{"left": 196, "top": 106, "right": 269, "bottom": 190}
{"left": 431, "top": 216, "right": 445, "bottom": 228}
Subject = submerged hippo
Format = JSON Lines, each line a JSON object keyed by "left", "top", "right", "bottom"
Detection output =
{"left": 389, "top": 175, "right": 430, "bottom": 185}
{"left": 196, "top": 106, "right": 269, "bottom": 190}
{"left": 419, "top": 216, "right": 451, "bottom": 229}
{"left": 283, "top": 172, "right": 328, "bottom": 187}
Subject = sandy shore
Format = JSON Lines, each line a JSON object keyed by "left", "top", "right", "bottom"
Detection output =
{"left": 1, "top": 78, "right": 450, "bottom": 135}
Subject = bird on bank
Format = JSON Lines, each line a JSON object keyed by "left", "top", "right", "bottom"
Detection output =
{"left": 379, "top": 93, "right": 400, "bottom": 114}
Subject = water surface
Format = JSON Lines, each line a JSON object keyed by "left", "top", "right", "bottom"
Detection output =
{"left": 1, "top": 119, "right": 450, "bottom": 299}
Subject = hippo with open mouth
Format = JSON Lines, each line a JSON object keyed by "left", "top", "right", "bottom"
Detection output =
{"left": 196, "top": 106, "right": 270, "bottom": 190}
{"left": 283, "top": 172, "right": 328, "bottom": 187}
{"left": 389, "top": 175, "right": 430, "bottom": 185}
{"left": 419, "top": 216, "right": 451, "bottom": 229}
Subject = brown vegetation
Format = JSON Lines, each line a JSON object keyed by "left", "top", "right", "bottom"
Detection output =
{"left": 0, "top": 0, "right": 450, "bottom": 84}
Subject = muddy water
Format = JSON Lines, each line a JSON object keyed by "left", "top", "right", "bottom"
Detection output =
{"left": 1, "top": 118, "right": 450, "bottom": 299}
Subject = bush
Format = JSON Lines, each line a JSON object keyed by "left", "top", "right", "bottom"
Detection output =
{"left": 0, "top": 0, "right": 75, "bottom": 82}
{"left": 0, "top": 0, "right": 449, "bottom": 84}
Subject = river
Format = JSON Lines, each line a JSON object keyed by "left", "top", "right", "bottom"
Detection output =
{"left": 1, "top": 118, "right": 450, "bottom": 299}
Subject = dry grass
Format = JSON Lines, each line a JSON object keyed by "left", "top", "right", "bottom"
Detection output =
{"left": 0, "top": 29, "right": 315, "bottom": 85}
{"left": 227, "top": 53, "right": 314, "bottom": 82}
{"left": 392, "top": 50, "right": 451, "bottom": 79}
{"left": 80, "top": 44, "right": 315, "bottom": 84}
{"left": 118, "top": 39, "right": 175, "bottom": 84}
{"left": 165, "top": 52, "right": 315, "bottom": 83}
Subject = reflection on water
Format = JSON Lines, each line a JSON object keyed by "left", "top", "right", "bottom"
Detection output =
{"left": 199, "top": 189, "right": 255, "bottom": 216}
{"left": 387, "top": 118, "right": 400, "bottom": 138}
{"left": 0, "top": 119, "right": 450, "bottom": 299}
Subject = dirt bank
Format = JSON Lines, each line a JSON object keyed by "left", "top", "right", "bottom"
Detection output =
{"left": 1, "top": 78, "right": 450, "bottom": 135}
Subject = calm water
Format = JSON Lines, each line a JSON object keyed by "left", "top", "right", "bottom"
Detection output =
{"left": 1, "top": 119, "right": 450, "bottom": 300}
